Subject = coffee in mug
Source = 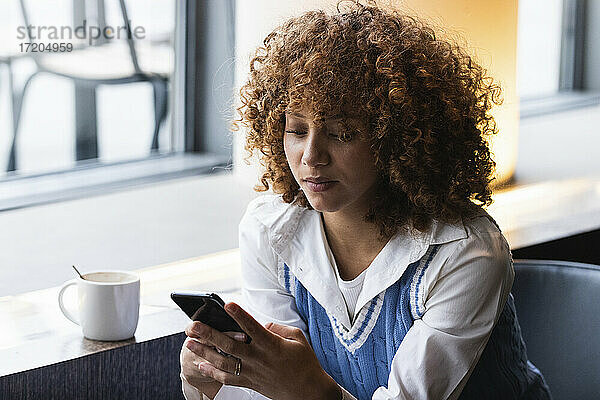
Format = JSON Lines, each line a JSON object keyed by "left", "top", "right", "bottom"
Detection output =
{"left": 58, "top": 271, "right": 140, "bottom": 341}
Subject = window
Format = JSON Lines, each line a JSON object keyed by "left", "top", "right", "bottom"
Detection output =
{"left": 517, "top": 0, "right": 563, "bottom": 99}
{"left": 518, "top": 0, "right": 600, "bottom": 117}
{"left": 0, "top": 0, "right": 235, "bottom": 209}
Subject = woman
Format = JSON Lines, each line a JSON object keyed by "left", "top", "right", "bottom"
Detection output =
{"left": 180, "top": 3, "right": 552, "bottom": 399}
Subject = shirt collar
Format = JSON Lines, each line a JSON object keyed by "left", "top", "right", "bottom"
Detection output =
{"left": 267, "top": 201, "right": 469, "bottom": 329}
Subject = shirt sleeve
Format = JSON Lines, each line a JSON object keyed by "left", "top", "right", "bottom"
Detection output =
{"left": 194, "top": 201, "right": 310, "bottom": 400}
{"left": 372, "top": 226, "right": 514, "bottom": 400}
{"left": 236, "top": 207, "right": 309, "bottom": 338}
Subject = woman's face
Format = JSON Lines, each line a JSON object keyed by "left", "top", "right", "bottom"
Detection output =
{"left": 283, "top": 107, "right": 379, "bottom": 216}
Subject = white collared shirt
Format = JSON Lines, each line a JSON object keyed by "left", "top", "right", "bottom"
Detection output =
{"left": 182, "top": 194, "right": 514, "bottom": 400}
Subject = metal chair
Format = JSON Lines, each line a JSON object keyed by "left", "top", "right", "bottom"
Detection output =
{"left": 512, "top": 259, "right": 600, "bottom": 400}
{"left": 6, "top": 0, "right": 172, "bottom": 172}
{"left": 0, "top": 0, "right": 39, "bottom": 173}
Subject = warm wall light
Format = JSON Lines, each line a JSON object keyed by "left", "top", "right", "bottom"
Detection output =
{"left": 234, "top": 0, "right": 520, "bottom": 187}
{"left": 397, "top": 0, "right": 519, "bottom": 186}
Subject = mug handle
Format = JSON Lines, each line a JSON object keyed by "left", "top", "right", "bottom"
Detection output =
{"left": 58, "top": 280, "right": 80, "bottom": 325}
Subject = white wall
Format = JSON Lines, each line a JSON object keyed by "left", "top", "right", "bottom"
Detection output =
{"left": 516, "top": 104, "right": 600, "bottom": 183}
{"left": 516, "top": 0, "right": 563, "bottom": 98}
{"left": 0, "top": 173, "right": 258, "bottom": 296}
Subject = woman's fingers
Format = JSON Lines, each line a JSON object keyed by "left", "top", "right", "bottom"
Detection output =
{"left": 186, "top": 321, "right": 248, "bottom": 358}
{"left": 186, "top": 340, "right": 239, "bottom": 375}
{"left": 265, "top": 322, "right": 306, "bottom": 342}
{"left": 185, "top": 324, "right": 246, "bottom": 342}
{"left": 224, "top": 331, "right": 247, "bottom": 341}
{"left": 197, "top": 360, "right": 244, "bottom": 386}
{"left": 181, "top": 338, "right": 216, "bottom": 384}
{"left": 223, "top": 302, "right": 270, "bottom": 345}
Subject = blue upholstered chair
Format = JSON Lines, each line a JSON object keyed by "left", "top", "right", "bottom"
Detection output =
{"left": 512, "top": 259, "right": 600, "bottom": 400}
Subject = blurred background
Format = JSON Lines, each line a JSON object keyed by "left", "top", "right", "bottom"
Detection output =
{"left": 0, "top": 0, "right": 177, "bottom": 175}
{"left": 0, "top": 0, "right": 598, "bottom": 296}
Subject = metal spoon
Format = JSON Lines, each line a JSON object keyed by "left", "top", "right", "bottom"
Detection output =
{"left": 72, "top": 265, "right": 85, "bottom": 280}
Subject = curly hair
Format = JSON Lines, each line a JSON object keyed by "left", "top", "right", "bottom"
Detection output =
{"left": 236, "top": 1, "right": 503, "bottom": 239}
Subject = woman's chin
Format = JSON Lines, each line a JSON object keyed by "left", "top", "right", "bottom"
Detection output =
{"left": 305, "top": 195, "right": 342, "bottom": 213}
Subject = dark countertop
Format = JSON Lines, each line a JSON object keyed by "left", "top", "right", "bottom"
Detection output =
{"left": 1, "top": 249, "right": 242, "bottom": 377}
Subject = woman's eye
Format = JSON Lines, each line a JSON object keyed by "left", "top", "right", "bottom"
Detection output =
{"left": 330, "top": 133, "right": 353, "bottom": 142}
{"left": 285, "top": 130, "right": 306, "bottom": 135}
{"left": 283, "top": 129, "right": 353, "bottom": 142}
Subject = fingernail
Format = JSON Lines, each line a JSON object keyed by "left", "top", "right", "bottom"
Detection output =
{"left": 192, "top": 322, "right": 204, "bottom": 335}
{"left": 233, "top": 333, "right": 246, "bottom": 341}
{"left": 225, "top": 303, "right": 236, "bottom": 313}
{"left": 197, "top": 362, "right": 208, "bottom": 371}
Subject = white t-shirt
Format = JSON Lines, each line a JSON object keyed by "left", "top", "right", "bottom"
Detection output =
{"left": 325, "top": 240, "right": 367, "bottom": 325}
{"left": 181, "top": 194, "right": 514, "bottom": 400}
{"left": 320, "top": 212, "right": 368, "bottom": 324}
{"left": 336, "top": 268, "right": 366, "bottom": 325}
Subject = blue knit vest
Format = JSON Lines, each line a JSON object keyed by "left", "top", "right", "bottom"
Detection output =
{"left": 281, "top": 245, "right": 552, "bottom": 400}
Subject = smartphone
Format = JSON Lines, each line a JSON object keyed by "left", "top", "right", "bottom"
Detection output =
{"left": 171, "top": 292, "right": 251, "bottom": 343}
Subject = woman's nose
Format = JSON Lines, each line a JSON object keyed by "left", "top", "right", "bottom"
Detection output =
{"left": 301, "top": 130, "right": 329, "bottom": 167}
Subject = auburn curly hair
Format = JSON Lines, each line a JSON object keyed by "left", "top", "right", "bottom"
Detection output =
{"left": 236, "top": 1, "right": 503, "bottom": 239}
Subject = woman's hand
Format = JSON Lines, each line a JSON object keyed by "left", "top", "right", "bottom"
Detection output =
{"left": 184, "top": 302, "right": 340, "bottom": 400}
{"left": 181, "top": 332, "right": 247, "bottom": 398}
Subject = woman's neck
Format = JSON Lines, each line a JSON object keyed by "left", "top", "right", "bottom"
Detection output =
{"left": 321, "top": 209, "right": 390, "bottom": 280}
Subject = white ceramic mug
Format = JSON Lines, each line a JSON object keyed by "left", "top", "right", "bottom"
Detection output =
{"left": 58, "top": 271, "right": 140, "bottom": 341}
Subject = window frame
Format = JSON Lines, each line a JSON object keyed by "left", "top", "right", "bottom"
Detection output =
{"left": 559, "top": 0, "right": 585, "bottom": 91}
{"left": 520, "top": 0, "right": 600, "bottom": 118}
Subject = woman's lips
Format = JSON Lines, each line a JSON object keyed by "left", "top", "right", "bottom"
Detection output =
{"left": 304, "top": 180, "right": 337, "bottom": 192}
